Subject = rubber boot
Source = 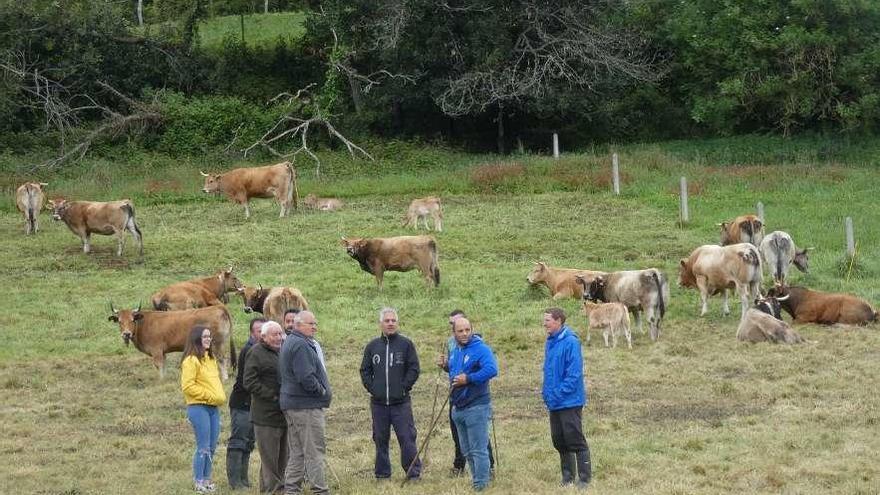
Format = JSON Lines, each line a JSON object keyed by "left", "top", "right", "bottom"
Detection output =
{"left": 560, "top": 452, "right": 576, "bottom": 486}
{"left": 226, "top": 449, "right": 243, "bottom": 490}
{"left": 240, "top": 450, "right": 252, "bottom": 488}
{"left": 575, "top": 448, "right": 591, "bottom": 489}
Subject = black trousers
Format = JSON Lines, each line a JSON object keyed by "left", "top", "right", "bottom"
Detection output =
{"left": 371, "top": 401, "right": 422, "bottom": 478}
{"left": 450, "top": 406, "right": 495, "bottom": 470}
{"left": 548, "top": 406, "right": 588, "bottom": 453}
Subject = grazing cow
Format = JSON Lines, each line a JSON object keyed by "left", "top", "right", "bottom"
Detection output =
{"left": 679, "top": 243, "right": 763, "bottom": 320}
{"left": 527, "top": 262, "right": 604, "bottom": 300}
{"left": 736, "top": 308, "right": 804, "bottom": 344}
{"left": 16, "top": 182, "right": 48, "bottom": 235}
{"left": 581, "top": 279, "right": 632, "bottom": 348}
{"left": 48, "top": 199, "right": 144, "bottom": 258}
{"left": 108, "top": 303, "right": 235, "bottom": 380}
{"left": 151, "top": 268, "right": 244, "bottom": 311}
{"left": 201, "top": 161, "right": 298, "bottom": 218}
{"left": 239, "top": 285, "right": 310, "bottom": 324}
{"left": 576, "top": 268, "right": 669, "bottom": 341}
{"left": 341, "top": 235, "right": 440, "bottom": 287}
{"left": 303, "top": 193, "right": 343, "bottom": 211}
{"left": 759, "top": 231, "right": 810, "bottom": 285}
{"left": 719, "top": 214, "right": 764, "bottom": 246}
{"left": 403, "top": 196, "right": 443, "bottom": 232}
{"left": 766, "top": 285, "right": 878, "bottom": 325}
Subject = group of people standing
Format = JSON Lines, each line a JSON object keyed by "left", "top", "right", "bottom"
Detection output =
{"left": 178, "top": 305, "right": 592, "bottom": 493}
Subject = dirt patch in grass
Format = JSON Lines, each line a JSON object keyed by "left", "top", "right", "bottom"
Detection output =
{"left": 470, "top": 162, "right": 526, "bottom": 192}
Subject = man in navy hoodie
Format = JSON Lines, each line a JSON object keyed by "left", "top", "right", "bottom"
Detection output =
{"left": 542, "top": 307, "right": 591, "bottom": 489}
{"left": 449, "top": 317, "right": 498, "bottom": 491}
{"left": 359, "top": 307, "right": 422, "bottom": 480}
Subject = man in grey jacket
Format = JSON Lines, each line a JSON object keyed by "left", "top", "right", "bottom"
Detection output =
{"left": 279, "top": 310, "right": 331, "bottom": 495}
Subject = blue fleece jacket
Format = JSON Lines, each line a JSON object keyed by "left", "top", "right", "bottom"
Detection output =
{"left": 448, "top": 334, "right": 498, "bottom": 409}
{"left": 542, "top": 325, "right": 587, "bottom": 411}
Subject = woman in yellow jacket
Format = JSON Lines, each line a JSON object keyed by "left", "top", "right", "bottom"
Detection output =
{"left": 181, "top": 326, "right": 227, "bottom": 494}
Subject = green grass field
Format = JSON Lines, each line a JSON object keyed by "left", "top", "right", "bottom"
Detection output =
{"left": 198, "top": 12, "right": 307, "bottom": 50}
{"left": 1, "top": 141, "right": 878, "bottom": 494}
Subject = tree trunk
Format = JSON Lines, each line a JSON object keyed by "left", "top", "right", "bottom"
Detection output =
{"left": 136, "top": 0, "right": 143, "bottom": 26}
{"left": 240, "top": 13, "right": 246, "bottom": 43}
{"left": 265, "top": 0, "right": 269, "bottom": 14}
{"left": 496, "top": 104, "right": 505, "bottom": 154}
{"left": 391, "top": 98, "right": 402, "bottom": 130}
{"left": 348, "top": 74, "right": 363, "bottom": 114}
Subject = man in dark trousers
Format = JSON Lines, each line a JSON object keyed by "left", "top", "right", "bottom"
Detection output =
{"left": 437, "top": 310, "right": 495, "bottom": 476}
{"left": 243, "top": 321, "right": 287, "bottom": 494}
{"left": 359, "top": 307, "right": 422, "bottom": 481}
{"left": 542, "top": 308, "right": 591, "bottom": 489}
{"left": 226, "top": 317, "right": 265, "bottom": 489}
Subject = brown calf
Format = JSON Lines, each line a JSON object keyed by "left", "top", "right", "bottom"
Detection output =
{"left": 719, "top": 214, "right": 764, "bottom": 246}
{"left": 342, "top": 235, "right": 440, "bottom": 287}
{"left": 201, "top": 161, "right": 298, "bottom": 218}
{"left": 303, "top": 193, "right": 343, "bottom": 211}
{"left": 108, "top": 303, "right": 235, "bottom": 380}
{"left": 239, "top": 285, "right": 310, "bottom": 324}
{"left": 766, "top": 285, "right": 877, "bottom": 325}
{"left": 152, "top": 268, "right": 244, "bottom": 311}
{"left": 403, "top": 196, "right": 443, "bottom": 232}
{"left": 48, "top": 199, "right": 144, "bottom": 258}
{"left": 15, "top": 182, "right": 48, "bottom": 235}
{"left": 527, "top": 262, "right": 604, "bottom": 300}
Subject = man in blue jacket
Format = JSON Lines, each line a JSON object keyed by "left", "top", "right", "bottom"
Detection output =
{"left": 359, "top": 307, "right": 422, "bottom": 481}
{"left": 542, "top": 307, "right": 591, "bottom": 489}
{"left": 449, "top": 316, "right": 498, "bottom": 491}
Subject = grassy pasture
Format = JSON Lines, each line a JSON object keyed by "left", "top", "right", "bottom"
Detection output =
{"left": 1, "top": 142, "right": 878, "bottom": 494}
{"left": 197, "top": 12, "right": 308, "bottom": 50}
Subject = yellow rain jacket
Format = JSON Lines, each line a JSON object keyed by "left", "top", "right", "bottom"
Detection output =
{"left": 181, "top": 354, "right": 226, "bottom": 406}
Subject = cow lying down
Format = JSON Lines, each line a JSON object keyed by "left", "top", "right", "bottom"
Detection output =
{"left": 767, "top": 285, "right": 878, "bottom": 326}
{"left": 736, "top": 296, "right": 805, "bottom": 344}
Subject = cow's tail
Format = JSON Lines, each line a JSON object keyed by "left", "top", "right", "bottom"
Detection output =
{"left": 222, "top": 308, "right": 237, "bottom": 371}
{"left": 773, "top": 235, "right": 790, "bottom": 283}
{"left": 652, "top": 271, "right": 666, "bottom": 318}
{"left": 286, "top": 162, "right": 299, "bottom": 210}
{"left": 122, "top": 202, "right": 144, "bottom": 254}
{"left": 25, "top": 184, "right": 37, "bottom": 229}
{"left": 430, "top": 239, "right": 440, "bottom": 286}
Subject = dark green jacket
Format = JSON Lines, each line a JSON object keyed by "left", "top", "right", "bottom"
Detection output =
{"left": 243, "top": 342, "right": 285, "bottom": 427}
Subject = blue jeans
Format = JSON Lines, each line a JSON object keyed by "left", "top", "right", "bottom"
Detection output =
{"left": 452, "top": 403, "right": 492, "bottom": 490}
{"left": 187, "top": 404, "right": 221, "bottom": 483}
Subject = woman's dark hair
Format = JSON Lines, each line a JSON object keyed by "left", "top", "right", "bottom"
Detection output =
{"left": 183, "top": 326, "right": 214, "bottom": 361}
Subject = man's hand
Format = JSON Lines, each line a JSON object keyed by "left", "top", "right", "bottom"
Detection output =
{"left": 436, "top": 353, "right": 448, "bottom": 369}
{"left": 452, "top": 373, "right": 468, "bottom": 387}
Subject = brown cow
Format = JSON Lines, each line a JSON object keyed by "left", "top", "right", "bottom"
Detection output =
{"left": 151, "top": 268, "right": 244, "bottom": 311}
{"left": 766, "top": 285, "right": 878, "bottom": 325}
{"left": 526, "top": 262, "right": 604, "bottom": 300}
{"left": 303, "top": 193, "right": 343, "bottom": 211}
{"left": 48, "top": 199, "right": 144, "bottom": 258}
{"left": 341, "top": 235, "right": 440, "bottom": 287}
{"left": 719, "top": 214, "right": 764, "bottom": 246}
{"left": 201, "top": 161, "right": 298, "bottom": 218}
{"left": 679, "top": 243, "right": 763, "bottom": 320}
{"left": 108, "top": 303, "right": 235, "bottom": 380}
{"left": 239, "top": 285, "right": 310, "bottom": 324}
{"left": 403, "top": 196, "right": 443, "bottom": 232}
{"left": 15, "top": 182, "right": 48, "bottom": 235}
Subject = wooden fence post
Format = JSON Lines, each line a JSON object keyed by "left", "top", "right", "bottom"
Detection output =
{"left": 612, "top": 153, "right": 620, "bottom": 195}
{"left": 679, "top": 177, "right": 689, "bottom": 225}
{"left": 552, "top": 133, "right": 559, "bottom": 160}
{"left": 845, "top": 217, "right": 855, "bottom": 257}
{"left": 756, "top": 201, "right": 764, "bottom": 222}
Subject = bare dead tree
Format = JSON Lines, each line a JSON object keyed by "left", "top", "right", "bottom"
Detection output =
{"left": 435, "top": 1, "right": 663, "bottom": 119}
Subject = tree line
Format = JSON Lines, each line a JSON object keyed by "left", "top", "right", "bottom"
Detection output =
{"left": 2, "top": 0, "right": 879, "bottom": 163}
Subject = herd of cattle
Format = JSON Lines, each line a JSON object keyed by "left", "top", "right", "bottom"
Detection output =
{"left": 13, "top": 162, "right": 879, "bottom": 376}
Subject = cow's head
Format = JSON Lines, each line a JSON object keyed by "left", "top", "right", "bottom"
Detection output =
{"left": 765, "top": 284, "right": 791, "bottom": 300}
{"left": 527, "top": 262, "right": 549, "bottom": 285}
{"left": 581, "top": 275, "right": 606, "bottom": 302}
{"left": 754, "top": 294, "right": 783, "bottom": 320}
{"left": 718, "top": 222, "right": 732, "bottom": 245}
{"left": 47, "top": 198, "right": 70, "bottom": 221}
{"left": 341, "top": 237, "right": 367, "bottom": 258}
{"left": 239, "top": 284, "right": 268, "bottom": 313}
{"left": 218, "top": 267, "right": 244, "bottom": 292}
{"left": 108, "top": 301, "right": 144, "bottom": 346}
{"left": 793, "top": 248, "right": 811, "bottom": 274}
{"left": 678, "top": 258, "right": 696, "bottom": 288}
{"left": 200, "top": 171, "right": 223, "bottom": 194}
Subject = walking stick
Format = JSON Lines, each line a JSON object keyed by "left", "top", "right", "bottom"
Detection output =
{"left": 422, "top": 341, "right": 447, "bottom": 467}
{"left": 401, "top": 386, "right": 452, "bottom": 487}
{"left": 491, "top": 414, "right": 499, "bottom": 470}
